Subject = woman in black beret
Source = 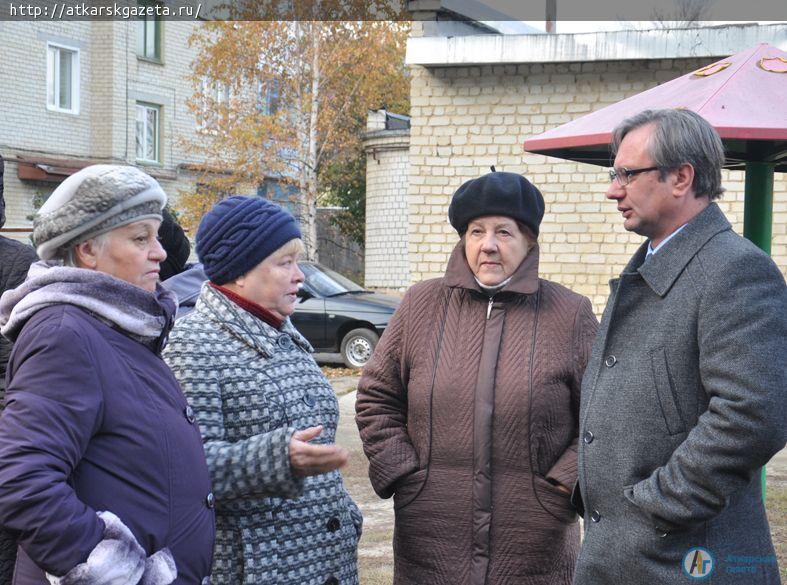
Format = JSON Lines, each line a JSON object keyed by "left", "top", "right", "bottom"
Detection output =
{"left": 357, "top": 171, "right": 599, "bottom": 585}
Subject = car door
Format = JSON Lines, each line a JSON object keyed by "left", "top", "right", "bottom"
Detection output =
{"left": 291, "top": 286, "right": 327, "bottom": 350}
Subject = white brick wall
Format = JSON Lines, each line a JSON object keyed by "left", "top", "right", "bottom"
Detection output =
{"left": 407, "top": 58, "right": 787, "bottom": 315}
{"left": 364, "top": 130, "right": 411, "bottom": 289}
{"left": 0, "top": 21, "right": 206, "bottom": 240}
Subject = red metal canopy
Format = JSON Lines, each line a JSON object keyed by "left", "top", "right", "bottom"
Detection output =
{"left": 523, "top": 43, "right": 787, "bottom": 171}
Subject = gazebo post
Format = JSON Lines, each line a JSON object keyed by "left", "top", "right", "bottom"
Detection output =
{"left": 743, "top": 161, "right": 774, "bottom": 254}
{"left": 742, "top": 161, "right": 775, "bottom": 502}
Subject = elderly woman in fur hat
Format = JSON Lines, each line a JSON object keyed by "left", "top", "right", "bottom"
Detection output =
{"left": 162, "top": 196, "right": 362, "bottom": 585}
{"left": 357, "top": 171, "right": 599, "bottom": 585}
{"left": 0, "top": 165, "right": 215, "bottom": 585}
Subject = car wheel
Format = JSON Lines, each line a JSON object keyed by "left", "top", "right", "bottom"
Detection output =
{"left": 340, "top": 328, "right": 379, "bottom": 369}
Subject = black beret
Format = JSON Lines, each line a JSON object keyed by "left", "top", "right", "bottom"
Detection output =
{"left": 448, "top": 171, "right": 545, "bottom": 237}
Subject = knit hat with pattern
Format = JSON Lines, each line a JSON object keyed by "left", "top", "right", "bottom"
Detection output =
{"left": 33, "top": 165, "right": 166, "bottom": 261}
{"left": 196, "top": 196, "right": 302, "bottom": 285}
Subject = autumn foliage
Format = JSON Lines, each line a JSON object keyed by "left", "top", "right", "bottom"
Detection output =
{"left": 180, "top": 17, "right": 409, "bottom": 260}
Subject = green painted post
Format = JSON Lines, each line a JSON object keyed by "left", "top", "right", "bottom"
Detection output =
{"left": 742, "top": 161, "right": 775, "bottom": 502}
{"left": 743, "top": 162, "right": 774, "bottom": 254}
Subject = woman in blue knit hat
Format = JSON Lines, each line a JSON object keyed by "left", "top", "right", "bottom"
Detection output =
{"left": 163, "top": 196, "right": 361, "bottom": 585}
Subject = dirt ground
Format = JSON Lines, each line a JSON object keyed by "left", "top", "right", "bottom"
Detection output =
{"left": 331, "top": 374, "right": 787, "bottom": 584}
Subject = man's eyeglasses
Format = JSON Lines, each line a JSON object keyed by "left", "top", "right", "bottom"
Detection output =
{"left": 608, "top": 166, "right": 662, "bottom": 186}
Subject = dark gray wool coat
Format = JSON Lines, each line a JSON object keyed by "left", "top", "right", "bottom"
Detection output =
{"left": 163, "top": 284, "right": 361, "bottom": 585}
{"left": 575, "top": 203, "right": 786, "bottom": 584}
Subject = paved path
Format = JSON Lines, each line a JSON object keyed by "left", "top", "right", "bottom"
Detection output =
{"left": 335, "top": 384, "right": 395, "bottom": 584}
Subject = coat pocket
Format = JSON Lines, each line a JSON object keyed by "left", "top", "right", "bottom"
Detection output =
{"left": 393, "top": 468, "right": 427, "bottom": 510}
{"left": 532, "top": 474, "right": 577, "bottom": 524}
{"left": 650, "top": 348, "right": 686, "bottom": 435}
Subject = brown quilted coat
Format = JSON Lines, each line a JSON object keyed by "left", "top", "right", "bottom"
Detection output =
{"left": 356, "top": 243, "right": 598, "bottom": 585}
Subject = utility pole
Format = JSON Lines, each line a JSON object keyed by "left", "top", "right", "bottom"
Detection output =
{"left": 545, "top": 0, "right": 556, "bottom": 33}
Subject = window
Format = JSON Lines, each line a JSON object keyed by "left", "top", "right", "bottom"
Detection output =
{"left": 136, "top": 103, "right": 160, "bottom": 163}
{"left": 197, "top": 78, "right": 232, "bottom": 132}
{"left": 46, "top": 43, "right": 79, "bottom": 114}
{"left": 257, "top": 79, "right": 280, "bottom": 115}
{"left": 137, "top": 2, "right": 161, "bottom": 61}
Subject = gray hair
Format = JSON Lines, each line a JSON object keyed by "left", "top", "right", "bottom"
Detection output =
{"left": 611, "top": 109, "right": 725, "bottom": 200}
{"left": 57, "top": 232, "right": 111, "bottom": 267}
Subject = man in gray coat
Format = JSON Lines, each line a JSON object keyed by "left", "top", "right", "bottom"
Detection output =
{"left": 574, "top": 109, "right": 786, "bottom": 584}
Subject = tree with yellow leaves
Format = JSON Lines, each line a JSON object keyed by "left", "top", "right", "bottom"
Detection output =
{"left": 181, "top": 15, "right": 409, "bottom": 261}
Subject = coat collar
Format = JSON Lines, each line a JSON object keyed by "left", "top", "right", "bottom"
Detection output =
{"left": 197, "top": 283, "right": 312, "bottom": 357}
{"left": 442, "top": 240, "right": 540, "bottom": 296}
{"left": 626, "top": 202, "right": 731, "bottom": 297}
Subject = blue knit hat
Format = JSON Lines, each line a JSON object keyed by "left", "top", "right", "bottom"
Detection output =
{"left": 196, "top": 196, "right": 302, "bottom": 285}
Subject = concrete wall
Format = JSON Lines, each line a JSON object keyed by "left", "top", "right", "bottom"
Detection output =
{"left": 407, "top": 58, "right": 787, "bottom": 315}
{"left": 317, "top": 209, "right": 364, "bottom": 285}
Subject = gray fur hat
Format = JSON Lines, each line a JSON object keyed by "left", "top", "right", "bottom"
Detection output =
{"left": 33, "top": 165, "right": 167, "bottom": 260}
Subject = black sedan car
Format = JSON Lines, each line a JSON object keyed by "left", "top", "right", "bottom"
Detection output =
{"left": 292, "top": 262, "right": 400, "bottom": 368}
{"left": 162, "top": 262, "right": 400, "bottom": 369}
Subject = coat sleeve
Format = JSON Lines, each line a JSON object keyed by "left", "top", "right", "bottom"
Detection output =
{"left": 0, "top": 319, "right": 105, "bottom": 576}
{"left": 0, "top": 242, "right": 37, "bottom": 394}
{"left": 546, "top": 296, "right": 599, "bottom": 489}
{"left": 631, "top": 250, "right": 787, "bottom": 531}
{"left": 355, "top": 287, "right": 421, "bottom": 499}
{"left": 163, "top": 335, "right": 304, "bottom": 501}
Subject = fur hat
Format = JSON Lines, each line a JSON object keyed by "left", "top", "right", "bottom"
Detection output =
{"left": 448, "top": 171, "right": 545, "bottom": 237}
{"left": 33, "top": 165, "right": 167, "bottom": 261}
{"left": 196, "top": 196, "right": 302, "bottom": 285}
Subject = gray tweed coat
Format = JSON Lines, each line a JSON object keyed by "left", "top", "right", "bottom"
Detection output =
{"left": 575, "top": 203, "right": 786, "bottom": 584}
{"left": 163, "top": 284, "right": 361, "bottom": 585}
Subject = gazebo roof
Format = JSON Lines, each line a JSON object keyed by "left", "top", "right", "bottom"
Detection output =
{"left": 523, "top": 43, "right": 787, "bottom": 172}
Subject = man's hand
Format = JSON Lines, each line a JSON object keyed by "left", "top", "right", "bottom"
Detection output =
{"left": 289, "top": 426, "right": 349, "bottom": 477}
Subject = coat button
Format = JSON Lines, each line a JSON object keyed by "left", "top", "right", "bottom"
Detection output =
{"left": 590, "top": 509, "right": 601, "bottom": 522}
{"left": 583, "top": 430, "right": 594, "bottom": 444}
{"left": 604, "top": 355, "right": 617, "bottom": 367}
{"left": 303, "top": 394, "right": 316, "bottom": 407}
{"left": 185, "top": 406, "right": 196, "bottom": 424}
{"left": 326, "top": 517, "right": 340, "bottom": 532}
{"left": 206, "top": 492, "right": 215, "bottom": 509}
{"left": 277, "top": 336, "right": 293, "bottom": 349}
{"left": 201, "top": 578, "right": 210, "bottom": 585}
{"left": 324, "top": 578, "right": 338, "bottom": 585}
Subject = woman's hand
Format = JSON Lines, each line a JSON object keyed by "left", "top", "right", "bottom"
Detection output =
{"left": 289, "top": 426, "right": 349, "bottom": 477}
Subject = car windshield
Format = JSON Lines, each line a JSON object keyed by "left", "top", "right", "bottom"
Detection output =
{"left": 300, "top": 263, "right": 365, "bottom": 297}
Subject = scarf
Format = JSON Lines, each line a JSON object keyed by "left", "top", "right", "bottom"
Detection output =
{"left": 474, "top": 275, "right": 513, "bottom": 297}
{"left": 0, "top": 261, "right": 176, "bottom": 350}
{"left": 209, "top": 282, "right": 284, "bottom": 330}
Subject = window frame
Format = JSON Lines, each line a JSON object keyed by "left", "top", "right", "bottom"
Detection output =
{"left": 257, "top": 79, "right": 280, "bottom": 115}
{"left": 196, "top": 78, "right": 232, "bottom": 133}
{"left": 136, "top": 1, "right": 162, "bottom": 63}
{"left": 135, "top": 102, "right": 161, "bottom": 164}
{"left": 46, "top": 42, "right": 80, "bottom": 115}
